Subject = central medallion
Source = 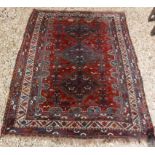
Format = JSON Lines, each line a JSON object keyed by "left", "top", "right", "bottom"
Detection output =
{"left": 59, "top": 23, "right": 100, "bottom": 102}
{"left": 65, "top": 24, "right": 95, "bottom": 40}
{"left": 62, "top": 43, "right": 100, "bottom": 66}
{"left": 61, "top": 71, "right": 98, "bottom": 102}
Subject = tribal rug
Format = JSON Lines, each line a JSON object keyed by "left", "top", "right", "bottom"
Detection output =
{"left": 2, "top": 9, "right": 154, "bottom": 142}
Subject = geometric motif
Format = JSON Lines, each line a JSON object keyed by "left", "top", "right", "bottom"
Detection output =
{"left": 61, "top": 71, "right": 99, "bottom": 102}
{"left": 65, "top": 24, "right": 95, "bottom": 40}
{"left": 1, "top": 9, "right": 154, "bottom": 142}
{"left": 62, "top": 44, "right": 100, "bottom": 66}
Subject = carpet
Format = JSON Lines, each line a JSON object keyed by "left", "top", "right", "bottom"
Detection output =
{"left": 1, "top": 9, "right": 154, "bottom": 142}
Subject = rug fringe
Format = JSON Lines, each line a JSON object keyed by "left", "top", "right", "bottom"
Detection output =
{"left": 147, "top": 135, "right": 155, "bottom": 147}
{"left": 147, "top": 127, "right": 155, "bottom": 147}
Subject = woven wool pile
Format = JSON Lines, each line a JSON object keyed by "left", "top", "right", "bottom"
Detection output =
{"left": 0, "top": 7, "right": 155, "bottom": 146}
